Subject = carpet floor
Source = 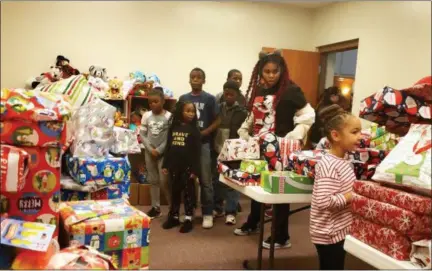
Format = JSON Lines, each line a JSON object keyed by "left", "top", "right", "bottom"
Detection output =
{"left": 137, "top": 198, "right": 374, "bottom": 270}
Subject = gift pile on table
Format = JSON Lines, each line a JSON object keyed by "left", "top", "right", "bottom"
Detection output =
{"left": 349, "top": 77, "right": 432, "bottom": 268}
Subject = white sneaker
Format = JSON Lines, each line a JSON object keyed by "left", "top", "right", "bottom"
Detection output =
{"left": 225, "top": 214, "right": 236, "bottom": 225}
{"left": 202, "top": 215, "right": 214, "bottom": 229}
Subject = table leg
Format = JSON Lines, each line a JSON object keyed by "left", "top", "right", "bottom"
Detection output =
{"left": 269, "top": 205, "right": 276, "bottom": 269}
{"left": 242, "top": 203, "right": 265, "bottom": 270}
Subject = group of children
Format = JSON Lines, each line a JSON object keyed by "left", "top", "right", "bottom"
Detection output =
{"left": 140, "top": 50, "right": 363, "bottom": 270}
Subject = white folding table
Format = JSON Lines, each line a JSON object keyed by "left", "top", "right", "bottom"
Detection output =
{"left": 219, "top": 175, "right": 312, "bottom": 270}
{"left": 344, "top": 235, "right": 421, "bottom": 270}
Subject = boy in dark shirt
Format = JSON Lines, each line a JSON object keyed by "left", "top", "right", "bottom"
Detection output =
{"left": 213, "top": 80, "right": 248, "bottom": 225}
{"left": 178, "top": 68, "right": 220, "bottom": 229}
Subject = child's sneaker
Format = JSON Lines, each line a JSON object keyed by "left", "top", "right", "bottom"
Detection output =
{"left": 146, "top": 207, "right": 161, "bottom": 219}
{"left": 162, "top": 216, "right": 180, "bottom": 230}
{"left": 225, "top": 214, "right": 236, "bottom": 225}
{"left": 234, "top": 223, "right": 259, "bottom": 236}
{"left": 180, "top": 219, "right": 193, "bottom": 233}
{"left": 202, "top": 215, "right": 214, "bottom": 229}
{"left": 262, "top": 237, "right": 292, "bottom": 250}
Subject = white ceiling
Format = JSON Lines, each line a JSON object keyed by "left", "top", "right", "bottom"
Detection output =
{"left": 265, "top": 1, "right": 336, "bottom": 9}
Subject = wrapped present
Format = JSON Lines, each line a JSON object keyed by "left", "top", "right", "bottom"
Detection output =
{"left": 59, "top": 199, "right": 150, "bottom": 270}
{"left": 1, "top": 120, "right": 66, "bottom": 147}
{"left": 353, "top": 180, "right": 432, "bottom": 216}
{"left": 1, "top": 145, "right": 29, "bottom": 193}
{"left": 401, "top": 76, "right": 432, "bottom": 102}
{"left": 35, "top": 75, "right": 97, "bottom": 109}
{"left": 61, "top": 182, "right": 130, "bottom": 202}
{"left": 46, "top": 245, "right": 117, "bottom": 270}
{"left": 352, "top": 193, "right": 431, "bottom": 238}
{"left": 261, "top": 171, "right": 313, "bottom": 194}
{"left": 410, "top": 239, "right": 432, "bottom": 269}
{"left": 373, "top": 124, "right": 431, "bottom": 194}
{"left": 240, "top": 160, "right": 268, "bottom": 174}
{"left": 347, "top": 148, "right": 389, "bottom": 164}
{"left": 217, "top": 138, "right": 260, "bottom": 162}
{"left": 70, "top": 98, "right": 116, "bottom": 158}
{"left": 369, "top": 133, "right": 400, "bottom": 150}
{"left": 218, "top": 162, "right": 260, "bottom": 186}
{"left": 287, "top": 150, "right": 327, "bottom": 179}
{"left": 359, "top": 86, "right": 432, "bottom": 136}
{"left": 351, "top": 215, "right": 412, "bottom": 260}
{"left": 0, "top": 88, "right": 72, "bottom": 122}
{"left": 316, "top": 133, "right": 371, "bottom": 150}
{"left": 66, "top": 155, "right": 131, "bottom": 186}
{"left": 110, "top": 127, "right": 141, "bottom": 155}
{"left": 259, "top": 132, "right": 302, "bottom": 170}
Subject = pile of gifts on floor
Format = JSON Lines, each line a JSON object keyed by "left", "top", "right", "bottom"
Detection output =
{"left": 218, "top": 77, "right": 432, "bottom": 268}
{"left": 1, "top": 78, "right": 150, "bottom": 269}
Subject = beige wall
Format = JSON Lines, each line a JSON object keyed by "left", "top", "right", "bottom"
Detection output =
{"left": 0, "top": 1, "right": 314, "bottom": 96}
{"left": 311, "top": 1, "right": 431, "bottom": 115}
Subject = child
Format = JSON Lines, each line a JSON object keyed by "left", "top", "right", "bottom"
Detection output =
{"left": 213, "top": 80, "right": 248, "bottom": 225}
{"left": 162, "top": 101, "right": 201, "bottom": 233}
{"left": 179, "top": 68, "right": 220, "bottom": 229}
{"left": 215, "top": 69, "right": 246, "bottom": 106}
{"left": 235, "top": 50, "right": 315, "bottom": 250}
{"left": 310, "top": 104, "right": 361, "bottom": 270}
{"left": 141, "top": 89, "right": 172, "bottom": 218}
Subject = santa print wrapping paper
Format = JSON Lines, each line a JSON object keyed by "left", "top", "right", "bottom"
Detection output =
{"left": 359, "top": 86, "right": 432, "bottom": 136}
{"left": 46, "top": 245, "right": 117, "bottom": 270}
{"left": 1, "top": 120, "right": 66, "bottom": 147}
{"left": 218, "top": 161, "right": 261, "bottom": 186}
{"left": 259, "top": 132, "right": 302, "bottom": 171}
{"left": 0, "top": 88, "right": 72, "bottom": 122}
{"left": 0, "top": 145, "right": 62, "bottom": 238}
{"left": 1, "top": 145, "right": 29, "bottom": 193}
{"left": 252, "top": 95, "right": 276, "bottom": 136}
{"left": 353, "top": 180, "right": 432, "bottom": 216}
{"left": 373, "top": 124, "right": 431, "bottom": 194}
{"left": 59, "top": 199, "right": 150, "bottom": 270}
{"left": 351, "top": 215, "right": 412, "bottom": 261}
{"left": 287, "top": 150, "right": 326, "bottom": 179}
{"left": 351, "top": 193, "right": 432, "bottom": 238}
{"left": 217, "top": 138, "right": 260, "bottom": 162}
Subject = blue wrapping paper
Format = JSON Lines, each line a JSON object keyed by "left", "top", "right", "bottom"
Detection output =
{"left": 66, "top": 155, "right": 131, "bottom": 186}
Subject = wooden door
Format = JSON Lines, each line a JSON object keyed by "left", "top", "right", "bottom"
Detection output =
{"left": 262, "top": 47, "right": 321, "bottom": 107}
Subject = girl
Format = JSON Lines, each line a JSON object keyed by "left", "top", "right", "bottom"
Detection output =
{"left": 141, "top": 89, "right": 172, "bottom": 218}
{"left": 235, "top": 50, "right": 315, "bottom": 249}
{"left": 310, "top": 104, "right": 361, "bottom": 270}
{"left": 309, "top": 86, "right": 347, "bottom": 147}
{"left": 162, "top": 101, "right": 201, "bottom": 233}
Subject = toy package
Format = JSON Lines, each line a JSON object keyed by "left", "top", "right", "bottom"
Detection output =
{"left": 1, "top": 217, "right": 56, "bottom": 252}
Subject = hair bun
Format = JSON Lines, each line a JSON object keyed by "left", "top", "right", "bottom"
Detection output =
{"left": 318, "top": 104, "right": 345, "bottom": 124}
{"left": 259, "top": 50, "right": 268, "bottom": 60}
{"left": 273, "top": 49, "right": 283, "bottom": 56}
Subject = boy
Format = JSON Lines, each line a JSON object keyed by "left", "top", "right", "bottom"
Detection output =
{"left": 141, "top": 89, "right": 172, "bottom": 218}
{"left": 215, "top": 69, "right": 246, "bottom": 106}
{"left": 213, "top": 80, "right": 248, "bottom": 225}
{"left": 179, "top": 67, "right": 220, "bottom": 229}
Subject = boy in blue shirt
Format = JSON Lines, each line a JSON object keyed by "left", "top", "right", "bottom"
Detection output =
{"left": 179, "top": 67, "right": 220, "bottom": 229}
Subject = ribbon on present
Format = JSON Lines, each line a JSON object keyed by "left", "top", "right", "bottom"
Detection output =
{"left": 0, "top": 145, "right": 29, "bottom": 193}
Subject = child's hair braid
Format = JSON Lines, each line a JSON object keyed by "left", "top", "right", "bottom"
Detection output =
{"left": 319, "top": 104, "right": 352, "bottom": 141}
{"left": 245, "top": 50, "right": 291, "bottom": 111}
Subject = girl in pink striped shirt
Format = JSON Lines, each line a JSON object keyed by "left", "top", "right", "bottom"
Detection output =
{"left": 310, "top": 104, "right": 362, "bottom": 270}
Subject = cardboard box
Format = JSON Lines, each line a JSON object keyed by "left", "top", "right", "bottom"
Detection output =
{"left": 261, "top": 171, "right": 314, "bottom": 194}
{"left": 138, "top": 184, "right": 151, "bottom": 206}
{"left": 59, "top": 199, "right": 150, "bottom": 270}
{"left": 129, "top": 183, "right": 139, "bottom": 206}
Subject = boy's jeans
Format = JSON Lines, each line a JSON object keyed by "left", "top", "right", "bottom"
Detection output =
{"left": 200, "top": 143, "right": 214, "bottom": 216}
{"left": 212, "top": 150, "right": 240, "bottom": 215}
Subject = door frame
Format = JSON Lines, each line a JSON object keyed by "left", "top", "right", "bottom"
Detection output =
{"left": 316, "top": 39, "right": 359, "bottom": 100}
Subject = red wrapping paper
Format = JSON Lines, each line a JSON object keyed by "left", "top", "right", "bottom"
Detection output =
{"left": 353, "top": 180, "right": 432, "bottom": 216}
{"left": 0, "top": 88, "right": 72, "bottom": 122}
{"left": 352, "top": 193, "right": 431, "bottom": 238}
{"left": 1, "top": 120, "right": 66, "bottom": 147}
{"left": 1, "top": 145, "right": 29, "bottom": 193}
{"left": 0, "top": 146, "right": 62, "bottom": 238}
{"left": 351, "top": 215, "right": 412, "bottom": 260}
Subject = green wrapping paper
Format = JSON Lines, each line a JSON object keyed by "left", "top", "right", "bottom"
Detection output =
{"left": 261, "top": 171, "right": 314, "bottom": 194}
{"left": 240, "top": 160, "right": 268, "bottom": 174}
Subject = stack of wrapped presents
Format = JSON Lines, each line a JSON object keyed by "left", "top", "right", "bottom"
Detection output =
{"left": 1, "top": 88, "right": 72, "bottom": 241}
